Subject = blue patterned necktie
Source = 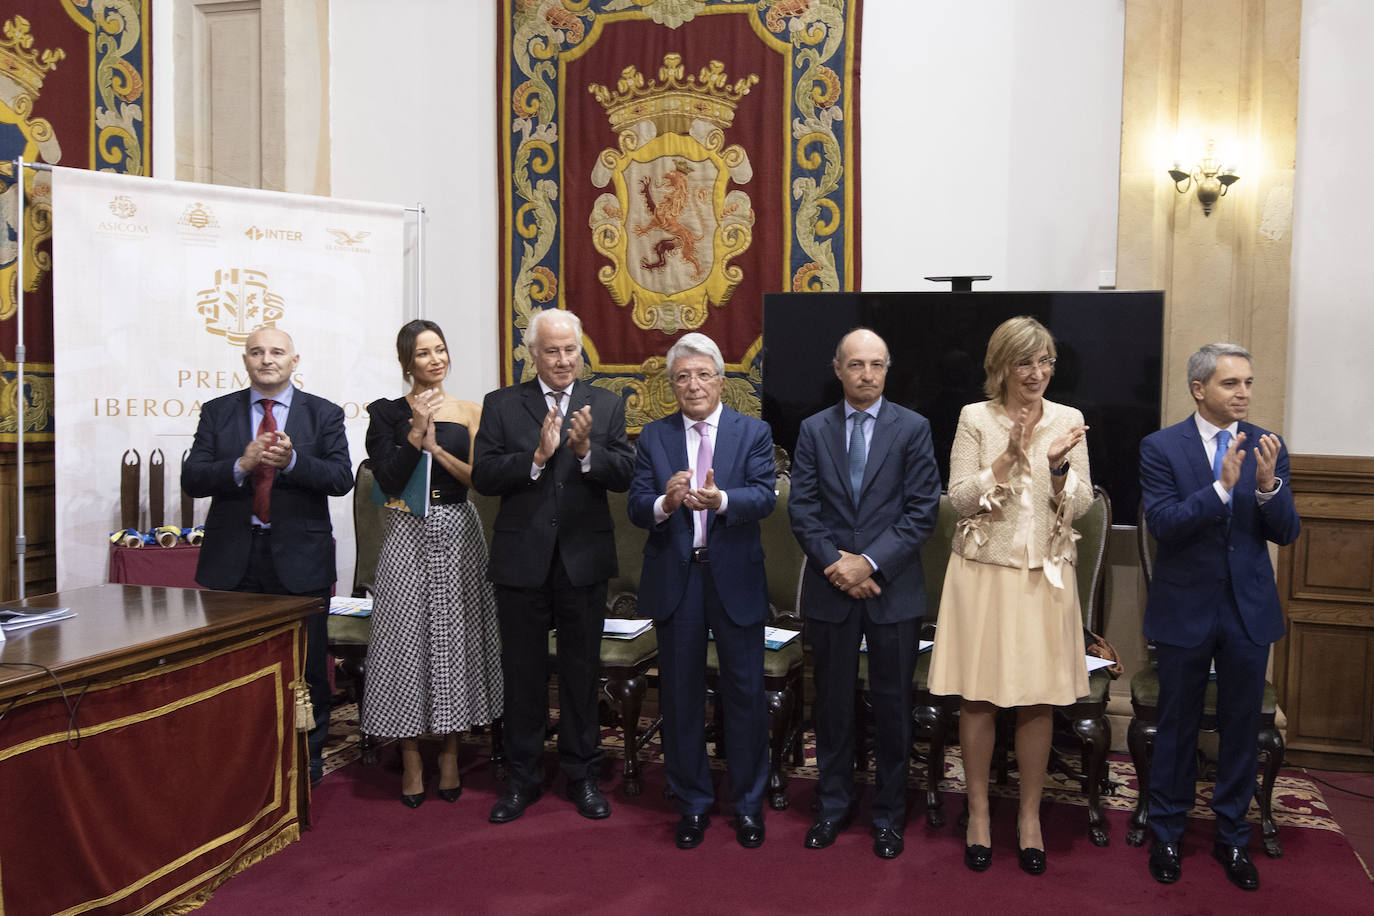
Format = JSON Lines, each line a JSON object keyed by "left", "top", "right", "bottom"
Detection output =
{"left": 1213, "top": 429, "right": 1231, "bottom": 481}
{"left": 849, "top": 411, "right": 869, "bottom": 505}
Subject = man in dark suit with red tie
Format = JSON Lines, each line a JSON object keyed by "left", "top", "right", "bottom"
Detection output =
{"left": 182, "top": 327, "right": 354, "bottom": 786}
{"left": 788, "top": 328, "right": 941, "bottom": 859}
{"left": 1139, "top": 342, "right": 1301, "bottom": 891}
{"left": 472, "top": 308, "right": 635, "bottom": 823}
{"left": 628, "top": 332, "right": 777, "bottom": 850}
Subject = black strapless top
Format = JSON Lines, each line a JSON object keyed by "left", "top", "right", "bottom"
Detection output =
{"left": 364, "top": 396, "right": 471, "bottom": 502}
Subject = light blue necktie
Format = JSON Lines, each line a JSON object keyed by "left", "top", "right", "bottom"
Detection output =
{"left": 849, "top": 411, "right": 868, "bottom": 505}
{"left": 1213, "top": 429, "right": 1231, "bottom": 481}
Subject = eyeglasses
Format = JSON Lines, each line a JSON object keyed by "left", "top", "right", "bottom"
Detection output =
{"left": 1013, "top": 357, "right": 1056, "bottom": 377}
{"left": 671, "top": 370, "right": 720, "bottom": 388}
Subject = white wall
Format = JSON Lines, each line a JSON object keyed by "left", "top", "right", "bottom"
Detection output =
{"left": 862, "top": 1, "right": 1125, "bottom": 291}
{"left": 1288, "top": 0, "right": 1374, "bottom": 456}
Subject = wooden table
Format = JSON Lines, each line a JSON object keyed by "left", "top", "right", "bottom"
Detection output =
{"left": 0, "top": 585, "right": 321, "bottom": 916}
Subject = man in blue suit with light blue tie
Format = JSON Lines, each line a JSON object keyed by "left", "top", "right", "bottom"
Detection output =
{"left": 1139, "top": 342, "right": 1300, "bottom": 891}
{"left": 789, "top": 328, "right": 940, "bottom": 859}
{"left": 628, "top": 332, "right": 776, "bottom": 851}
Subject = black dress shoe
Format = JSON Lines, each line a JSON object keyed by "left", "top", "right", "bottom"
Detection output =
{"left": 488, "top": 786, "right": 541, "bottom": 823}
{"left": 871, "top": 826, "right": 904, "bottom": 859}
{"left": 400, "top": 789, "right": 425, "bottom": 809}
{"left": 437, "top": 786, "right": 462, "bottom": 803}
{"left": 675, "top": 814, "right": 710, "bottom": 849}
{"left": 567, "top": 778, "right": 611, "bottom": 819}
{"left": 1213, "top": 843, "right": 1259, "bottom": 891}
{"left": 735, "top": 813, "right": 765, "bottom": 849}
{"left": 1148, "top": 841, "right": 1182, "bottom": 884}
{"left": 964, "top": 844, "right": 992, "bottom": 872}
{"left": 1016, "top": 827, "right": 1046, "bottom": 875}
{"left": 804, "top": 814, "right": 852, "bottom": 850}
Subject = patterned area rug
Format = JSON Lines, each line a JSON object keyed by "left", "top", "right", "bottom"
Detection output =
{"left": 321, "top": 702, "right": 1342, "bottom": 836}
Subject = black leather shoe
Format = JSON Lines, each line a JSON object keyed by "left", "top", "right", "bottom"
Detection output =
{"left": 400, "top": 789, "right": 425, "bottom": 809}
{"left": 1017, "top": 845, "right": 1047, "bottom": 875}
{"left": 735, "top": 813, "right": 765, "bottom": 848}
{"left": 437, "top": 786, "right": 462, "bottom": 803}
{"left": 675, "top": 814, "right": 710, "bottom": 849}
{"left": 871, "top": 826, "right": 904, "bottom": 859}
{"left": 964, "top": 844, "right": 992, "bottom": 872}
{"left": 1148, "top": 841, "right": 1182, "bottom": 884}
{"left": 567, "top": 778, "right": 611, "bottom": 819}
{"left": 804, "top": 814, "right": 852, "bottom": 849}
{"left": 488, "top": 786, "right": 541, "bottom": 823}
{"left": 1212, "top": 843, "right": 1259, "bottom": 891}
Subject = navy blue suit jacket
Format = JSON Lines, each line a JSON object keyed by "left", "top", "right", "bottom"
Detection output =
{"left": 628, "top": 407, "right": 776, "bottom": 626}
{"left": 789, "top": 400, "right": 941, "bottom": 624}
{"left": 182, "top": 388, "right": 353, "bottom": 594}
{"left": 1140, "top": 416, "right": 1301, "bottom": 647}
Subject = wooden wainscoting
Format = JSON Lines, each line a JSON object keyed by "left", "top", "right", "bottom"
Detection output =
{"left": 1276, "top": 454, "right": 1374, "bottom": 768}
{"left": 0, "top": 447, "right": 58, "bottom": 600}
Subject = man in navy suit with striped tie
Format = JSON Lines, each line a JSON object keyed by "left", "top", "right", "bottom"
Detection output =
{"left": 1139, "top": 342, "right": 1300, "bottom": 891}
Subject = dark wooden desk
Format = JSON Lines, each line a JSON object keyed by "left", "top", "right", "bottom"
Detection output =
{"left": 0, "top": 585, "right": 320, "bottom": 916}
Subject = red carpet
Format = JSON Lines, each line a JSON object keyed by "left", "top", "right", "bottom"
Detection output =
{"left": 198, "top": 729, "right": 1372, "bottom": 914}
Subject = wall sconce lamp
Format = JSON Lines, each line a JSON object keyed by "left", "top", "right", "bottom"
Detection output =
{"left": 1169, "top": 138, "right": 1239, "bottom": 216}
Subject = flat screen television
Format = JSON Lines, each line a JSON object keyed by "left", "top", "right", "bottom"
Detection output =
{"left": 761, "top": 291, "right": 1165, "bottom": 525}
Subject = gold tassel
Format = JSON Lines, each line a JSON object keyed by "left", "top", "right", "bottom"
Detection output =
{"left": 294, "top": 682, "right": 314, "bottom": 731}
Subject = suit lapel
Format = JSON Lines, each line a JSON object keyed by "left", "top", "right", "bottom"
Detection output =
{"left": 710, "top": 408, "right": 740, "bottom": 489}
{"left": 233, "top": 389, "right": 255, "bottom": 450}
{"left": 522, "top": 380, "right": 549, "bottom": 427}
{"left": 859, "top": 401, "right": 899, "bottom": 500}
{"left": 822, "top": 404, "right": 853, "bottom": 503}
{"left": 1178, "top": 418, "right": 1214, "bottom": 493}
{"left": 666, "top": 412, "right": 690, "bottom": 471}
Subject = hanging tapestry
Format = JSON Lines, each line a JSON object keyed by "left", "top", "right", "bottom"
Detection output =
{"left": 0, "top": 2, "right": 151, "bottom": 443}
{"left": 499, "top": 0, "right": 861, "bottom": 430}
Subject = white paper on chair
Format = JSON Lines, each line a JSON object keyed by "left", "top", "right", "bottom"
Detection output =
{"left": 858, "top": 638, "right": 935, "bottom": 653}
{"left": 1085, "top": 654, "right": 1116, "bottom": 673}
{"left": 604, "top": 618, "right": 653, "bottom": 639}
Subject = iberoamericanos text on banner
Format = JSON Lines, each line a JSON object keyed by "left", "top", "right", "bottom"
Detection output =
{"left": 51, "top": 167, "right": 405, "bottom": 591}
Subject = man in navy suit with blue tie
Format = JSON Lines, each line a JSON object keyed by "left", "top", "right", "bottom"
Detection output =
{"left": 789, "top": 328, "right": 940, "bottom": 859}
{"left": 629, "top": 332, "right": 776, "bottom": 850}
{"left": 183, "top": 327, "right": 354, "bottom": 786}
{"left": 1139, "top": 342, "right": 1300, "bottom": 891}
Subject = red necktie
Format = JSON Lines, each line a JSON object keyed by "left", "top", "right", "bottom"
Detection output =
{"left": 254, "top": 399, "right": 277, "bottom": 522}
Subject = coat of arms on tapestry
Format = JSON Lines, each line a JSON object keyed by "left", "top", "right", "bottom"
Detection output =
{"left": 500, "top": 0, "right": 861, "bottom": 431}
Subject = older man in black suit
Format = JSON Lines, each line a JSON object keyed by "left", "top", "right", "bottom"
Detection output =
{"left": 789, "top": 328, "right": 941, "bottom": 859}
{"left": 182, "top": 326, "right": 354, "bottom": 786}
{"left": 472, "top": 308, "right": 635, "bottom": 823}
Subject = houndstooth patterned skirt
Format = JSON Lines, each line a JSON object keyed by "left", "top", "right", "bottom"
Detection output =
{"left": 362, "top": 500, "right": 503, "bottom": 738}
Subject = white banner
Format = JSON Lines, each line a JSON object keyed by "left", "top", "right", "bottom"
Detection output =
{"left": 51, "top": 168, "right": 405, "bottom": 591}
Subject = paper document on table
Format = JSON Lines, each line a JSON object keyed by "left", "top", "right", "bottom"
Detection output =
{"left": 329, "top": 597, "right": 373, "bottom": 617}
{"left": 764, "top": 627, "right": 800, "bottom": 650}
{"left": 604, "top": 618, "right": 653, "bottom": 639}
{"left": 0, "top": 606, "right": 76, "bottom": 630}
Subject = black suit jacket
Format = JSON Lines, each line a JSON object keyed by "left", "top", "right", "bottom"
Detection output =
{"left": 182, "top": 388, "right": 353, "bottom": 593}
{"left": 471, "top": 379, "right": 634, "bottom": 588}
{"left": 790, "top": 399, "right": 941, "bottom": 625}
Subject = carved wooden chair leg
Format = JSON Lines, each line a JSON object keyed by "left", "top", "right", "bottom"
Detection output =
{"left": 766, "top": 684, "right": 796, "bottom": 811}
{"left": 1074, "top": 713, "right": 1111, "bottom": 846}
{"left": 490, "top": 716, "right": 507, "bottom": 783}
{"left": 1257, "top": 724, "right": 1285, "bottom": 859}
{"left": 1125, "top": 716, "right": 1154, "bottom": 846}
{"left": 923, "top": 703, "right": 948, "bottom": 828}
{"left": 605, "top": 672, "right": 647, "bottom": 797}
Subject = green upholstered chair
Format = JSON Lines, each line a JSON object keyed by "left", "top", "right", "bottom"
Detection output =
{"left": 326, "top": 459, "right": 389, "bottom": 764}
{"left": 705, "top": 471, "right": 806, "bottom": 811}
{"left": 1048, "top": 485, "right": 1115, "bottom": 846}
{"left": 468, "top": 486, "right": 659, "bottom": 796}
{"left": 854, "top": 493, "right": 958, "bottom": 828}
{"left": 1125, "top": 502, "right": 1285, "bottom": 857}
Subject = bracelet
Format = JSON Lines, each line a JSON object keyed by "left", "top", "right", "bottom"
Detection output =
{"left": 1049, "top": 460, "right": 1070, "bottom": 477}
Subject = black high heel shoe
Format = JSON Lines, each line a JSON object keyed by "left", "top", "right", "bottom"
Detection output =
{"left": 963, "top": 798, "right": 992, "bottom": 872}
{"left": 1016, "top": 827, "right": 1046, "bottom": 876}
{"left": 401, "top": 788, "right": 426, "bottom": 809}
{"left": 437, "top": 785, "right": 462, "bottom": 803}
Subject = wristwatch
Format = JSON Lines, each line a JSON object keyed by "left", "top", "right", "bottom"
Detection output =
{"left": 1050, "top": 459, "right": 1070, "bottom": 477}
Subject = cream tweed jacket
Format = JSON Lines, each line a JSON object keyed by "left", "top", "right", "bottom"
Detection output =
{"left": 946, "top": 398, "right": 1094, "bottom": 587}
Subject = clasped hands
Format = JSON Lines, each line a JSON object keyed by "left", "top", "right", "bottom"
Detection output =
{"left": 1217, "top": 430, "right": 1281, "bottom": 492}
{"left": 826, "top": 550, "right": 880, "bottom": 599}
{"left": 663, "top": 468, "right": 721, "bottom": 515}
{"left": 534, "top": 403, "right": 593, "bottom": 466}
{"left": 239, "top": 430, "right": 293, "bottom": 472}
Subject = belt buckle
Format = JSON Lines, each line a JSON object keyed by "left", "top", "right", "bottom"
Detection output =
{"left": 431, "top": 488, "right": 442, "bottom": 500}
{"left": 691, "top": 546, "right": 709, "bottom": 563}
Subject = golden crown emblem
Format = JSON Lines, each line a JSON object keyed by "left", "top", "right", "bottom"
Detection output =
{"left": 589, "top": 54, "right": 757, "bottom": 136}
{"left": 0, "top": 16, "right": 65, "bottom": 104}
